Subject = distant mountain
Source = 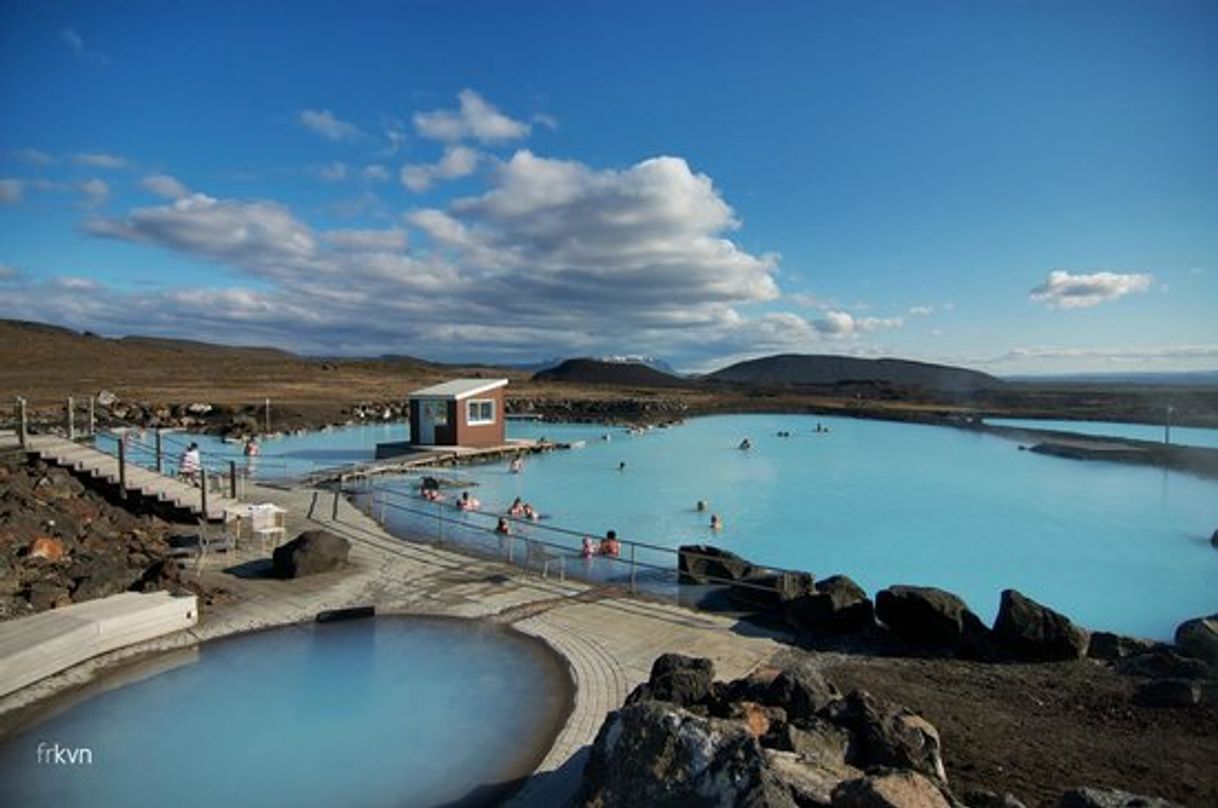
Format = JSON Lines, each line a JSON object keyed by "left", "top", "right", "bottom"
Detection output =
{"left": 532, "top": 358, "right": 692, "bottom": 388}
{"left": 595, "top": 354, "right": 678, "bottom": 374}
{"left": 708, "top": 353, "right": 1001, "bottom": 392}
{"left": 1006, "top": 371, "right": 1218, "bottom": 387}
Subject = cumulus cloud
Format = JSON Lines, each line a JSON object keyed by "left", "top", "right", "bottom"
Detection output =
{"left": 72, "top": 152, "right": 127, "bottom": 169}
{"left": 323, "top": 228, "right": 408, "bottom": 252}
{"left": 1030, "top": 270, "right": 1154, "bottom": 309}
{"left": 361, "top": 164, "right": 390, "bottom": 182}
{"left": 78, "top": 178, "right": 109, "bottom": 207}
{"left": 299, "top": 109, "right": 362, "bottom": 142}
{"left": 413, "top": 90, "right": 530, "bottom": 143}
{"left": 12, "top": 148, "right": 54, "bottom": 165}
{"left": 812, "top": 310, "right": 904, "bottom": 337}
{"left": 908, "top": 305, "right": 934, "bottom": 316}
{"left": 0, "top": 179, "right": 23, "bottom": 204}
{"left": 312, "top": 162, "right": 349, "bottom": 182}
{"left": 401, "top": 146, "right": 480, "bottom": 192}
{"left": 141, "top": 174, "right": 190, "bottom": 199}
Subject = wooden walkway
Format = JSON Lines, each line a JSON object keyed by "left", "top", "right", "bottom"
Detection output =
{"left": 24, "top": 435, "right": 240, "bottom": 521}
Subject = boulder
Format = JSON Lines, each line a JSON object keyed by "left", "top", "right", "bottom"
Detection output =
{"left": 1133, "top": 678, "right": 1202, "bottom": 708}
{"left": 992, "top": 589, "right": 1089, "bottom": 661}
{"left": 729, "top": 570, "right": 815, "bottom": 612}
{"left": 767, "top": 667, "right": 841, "bottom": 725}
{"left": 875, "top": 585, "right": 989, "bottom": 650}
{"left": 822, "top": 690, "right": 947, "bottom": 783}
{"left": 1056, "top": 787, "right": 1184, "bottom": 808}
{"left": 626, "top": 653, "right": 716, "bottom": 708}
{"left": 71, "top": 558, "right": 136, "bottom": 601}
{"left": 135, "top": 558, "right": 183, "bottom": 592}
{"left": 1086, "top": 632, "right": 1158, "bottom": 661}
{"left": 96, "top": 389, "right": 118, "bottom": 407}
{"left": 831, "top": 769, "right": 953, "bottom": 808}
{"left": 1114, "top": 649, "right": 1211, "bottom": 680}
{"left": 961, "top": 789, "right": 1028, "bottom": 808}
{"left": 767, "top": 749, "right": 862, "bottom": 807}
{"left": 677, "top": 544, "right": 755, "bottom": 585}
{"left": 785, "top": 575, "right": 876, "bottom": 634}
{"left": 26, "top": 581, "right": 70, "bottom": 610}
{"left": 782, "top": 717, "right": 852, "bottom": 765}
{"left": 271, "top": 530, "right": 350, "bottom": 578}
{"left": 577, "top": 701, "right": 798, "bottom": 808}
{"left": 1173, "top": 614, "right": 1218, "bottom": 667}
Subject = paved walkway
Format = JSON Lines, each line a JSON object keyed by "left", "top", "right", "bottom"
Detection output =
{"left": 0, "top": 482, "right": 787, "bottom": 806}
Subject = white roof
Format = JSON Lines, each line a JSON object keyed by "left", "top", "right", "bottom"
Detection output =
{"left": 409, "top": 378, "right": 509, "bottom": 400}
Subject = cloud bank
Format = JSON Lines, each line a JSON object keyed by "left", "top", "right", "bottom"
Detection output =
{"left": 1030, "top": 270, "right": 1154, "bottom": 309}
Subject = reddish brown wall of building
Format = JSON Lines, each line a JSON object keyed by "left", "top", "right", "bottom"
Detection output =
{"left": 452, "top": 387, "right": 505, "bottom": 448}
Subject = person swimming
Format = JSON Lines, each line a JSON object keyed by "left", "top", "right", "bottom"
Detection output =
{"left": 508, "top": 497, "right": 525, "bottom": 516}
{"left": 457, "top": 491, "right": 480, "bottom": 511}
{"left": 710, "top": 514, "right": 723, "bottom": 530}
{"left": 522, "top": 503, "right": 540, "bottom": 520}
{"left": 618, "top": 461, "right": 627, "bottom": 472}
{"left": 600, "top": 530, "right": 621, "bottom": 557}
{"left": 495, "top": 517, "right": 510, "bottom": 535}
{"left": 738, "top": 437, "right": 752, "bottom": 450}
{"left": 582, "top": 536, "right": 597, "bottom": 559}
{"left": 696, "top": 499, "right": 708, "bottom": 512}
{"left": 509, "top": 457, "right": 523, "bottom": 473}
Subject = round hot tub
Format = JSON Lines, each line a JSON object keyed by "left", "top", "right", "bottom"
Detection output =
{"left": 0, "top": 616, "right": 573, "bottom": 807}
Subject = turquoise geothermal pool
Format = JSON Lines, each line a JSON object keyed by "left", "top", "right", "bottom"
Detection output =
{"left": 372, "top": 414, "right": 1218, "bottom": 640}
{"left": 0, "top": 618, "right": 571, "bottom": 808}
{"left": 986, "top": 417, "right": 1218, "bottom": 449}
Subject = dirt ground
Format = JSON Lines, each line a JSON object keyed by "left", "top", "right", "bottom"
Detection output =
{"left": 825, "top": 654, "right": 1218, "bottom": 807}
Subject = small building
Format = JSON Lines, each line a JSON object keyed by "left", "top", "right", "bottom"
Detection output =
{"left": 408, "top": 378, "right": 509, "bottom": 448}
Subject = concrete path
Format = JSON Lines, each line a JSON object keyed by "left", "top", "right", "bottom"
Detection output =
{"left": 0, "top": 482, "right": 787, "bottom": 806}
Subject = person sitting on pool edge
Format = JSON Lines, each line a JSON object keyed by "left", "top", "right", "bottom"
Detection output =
{"left": 599, "top": 530, "right": 621, "bottom": 557}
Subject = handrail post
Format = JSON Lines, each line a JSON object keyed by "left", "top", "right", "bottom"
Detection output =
{"left": 88, "top": 396, "right": 96, "bottom": 437}
{"left": 154, "top": 429, "right": 163, "bottom": 473}
{"left": 200, "top": 466, "right": 209, "bottom": 518}
{"left": 332, "top": 475, "right": 343, "bottom": 521}
{"left": 67, "top": 396, "right": 75, "bottom": 440}
{"left": 264, "top": 397, "right": 271, "bottom": 433}
{"left": 17, "top": 397, "right": 27, "bottom": 449}
{"left": 117, "top": 438, "right": 127, "bottom": 499}
{"left": 229, "top": 460, "right": 238, "bottom": 499}
{"left": 630, "top": 542, "right": 637, "bottom": 593}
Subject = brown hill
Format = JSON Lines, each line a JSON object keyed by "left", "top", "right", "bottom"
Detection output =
{"left": 708, "top": 353, "right": 1001, "bottom": 393}
{"left": 532, "top": 358, "right": 696, "bottom": 389}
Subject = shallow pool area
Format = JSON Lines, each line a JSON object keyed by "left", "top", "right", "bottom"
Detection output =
{"left": 986, "top": 417, "right": 1218, "bottom": 449}
{"left": 375, "top": 414, "right": 1218, "bottom": 640}
{"left": 0, "top": 617, "right": 572, "bottom": 808}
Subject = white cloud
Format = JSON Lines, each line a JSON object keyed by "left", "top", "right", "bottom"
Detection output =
{"left": 298, "top": 109, "right": 362, "bottom": 142}
{"left": 812, "top": 310, "right": 904, "bottom": 337}
{"left": 60, "top": 29, "right": 109, "bottom": 65}
{"left": 78, "top": 178, "right": 109, "bottom": 207}
{"left": 312, "top": 162, "right": 349, "bottom": 182}
{"left": 400, "top": 146, "right": 480, "bottom": 192}
{"left": 994, "top": 344, "right": 1218, "bottom": 363}
{"left": 532, "top": 113, "right": 559, "bottom": 131}
{"left": 0, "top": 179, "right": 23, "bottom": 204}
{"left": 141, "top": 174, "right": 190, "bottom": 199}
{"left": 361, "top": 164, "right": 390, "bottom": 182}
{"left": 1030, "top": 269, "right": 1154, "bottom": 309}
{"left": 72, "top": 152, "right": 127, "bottom": 169}
{"left": 908, "top": 305, "right": 934, "bottom": 316}
{"left": 323, "top": 228, "right": 408, "bottom": 252}
{"left": 413, "top": 89, "right": 530, "bottom": 144}
{"left": 0, "top": 263, "right": 21, "bottom": 281}
{"left": 12, "top": 148, "right": 54, "bottom": 165}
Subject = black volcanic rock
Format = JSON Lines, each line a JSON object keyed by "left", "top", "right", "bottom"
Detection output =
{"left": 708, "top": 353, "right": 1001, "bottom": 393}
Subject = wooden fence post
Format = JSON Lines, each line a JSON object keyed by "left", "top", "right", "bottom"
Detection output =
{"left": 117, "top": 439, "right": 127, "bottom": 499}
{"left": 229, "top": 460, "right": 238, "bottom": 499}
{"left": 67, "top": 396, "right": 75, "bottom": 441}
{"left": 17, "top": 397, "right": 27, "bottom": 449}
{"left": 155, "top": 429, "right": 163, "bottom": 473}
{"left": 200, "top": 467, "right": 209, "bottom": 519}
{"left": 88, "top": 396, "right": 96, "bottom": 436}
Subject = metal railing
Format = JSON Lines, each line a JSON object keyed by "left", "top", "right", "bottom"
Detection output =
{"left": 352, "top": 481, "right": 810, "bottom": 601}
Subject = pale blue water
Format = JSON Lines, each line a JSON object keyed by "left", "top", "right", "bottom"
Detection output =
{"left": 0, "top": 618, "right": 569, "bottom": 808}
{"left": 986, "top": 417, "right": 1218, "bottom": 449}
{"left": 97, "top": 422, "right": 410, "bottom": 482}
{"left": 374, "top": 414, "right": 1218, "bottom": 640}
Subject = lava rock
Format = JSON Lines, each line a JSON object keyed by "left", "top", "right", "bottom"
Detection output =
{"left": 1087, "top": 632, "right": 1158, "bottom": 661}
{"left": 729, "top": 570, "right": 815, "bottom": 612}
{"left": 831, "top": 769, "right": 953, "bottom": 808}
{"left": 992, "top": 589, "right": 1089, "bottom": 661}
{"left": 26, "top": 580, "right": 70, "bottom": 610}
{"left": 875, "top": 585, "right": 989, "bottom": 650}
{"left": 27, "top": 536, "right": 67, "bottom": 562}
{"left": 1056, "top": 787, "right": 1184, "bottom": 808}
{"left": 677, "top": 544, "right": 755, "bottom": 585}
{"left": 271, "top": 530, "right": 350, "bottom": 578}
{"left": 822, "top": 690, "right": 948, "bottom": 783}
{"left": 961, "top": 789, "right": 1028, "bottom": 808}
{"left": 785, "top": 574, "right": 875, "bottom": 634}
{"left": 577, "top": 701, "right": 798, "bottom": 808}
{"left": 626, "top": 653, "right": 716, "bottom": 708}
{"left": 1114, "top": 649, "right": 1211, "bottom": 680}
{"left": 767, "top": 667, "right": 841, "bottom": 725}
{"left": 1133, "top": 678, "right": 1203, "bottom": 708}
{"left": 1173, "top": 614, "right": 1218, "bottom": 667}
{"left": 767, "top": 748, "right": 862, "bottom": 807}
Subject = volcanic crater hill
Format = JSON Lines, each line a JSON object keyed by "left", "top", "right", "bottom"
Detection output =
{"left": 532, "top": 358, "right": 699, "bottom": 389}
{"left": 707, "top": 353, "right": 1003, "bottom": 394}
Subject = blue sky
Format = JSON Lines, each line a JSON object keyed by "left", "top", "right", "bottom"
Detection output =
{"left": 1, "top": 0, "right": 1215, "bottom": 374}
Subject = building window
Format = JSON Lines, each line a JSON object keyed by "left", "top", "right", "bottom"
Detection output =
{"left": 424, "top": 401, "right": 448, "bottom": 425}
{"left": 467, "top": 399, "right": 495, "bottom": 425}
